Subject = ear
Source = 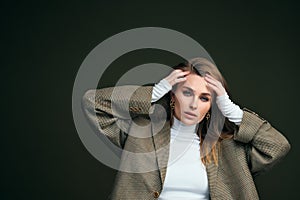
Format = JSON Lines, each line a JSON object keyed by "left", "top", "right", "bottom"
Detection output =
{"left": 170, "top": 91, "right": 175, "bottom": 100}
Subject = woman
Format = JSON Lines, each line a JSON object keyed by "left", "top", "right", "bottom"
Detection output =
{"left": 82, "top": 57, "right": 291, "bottom": 200}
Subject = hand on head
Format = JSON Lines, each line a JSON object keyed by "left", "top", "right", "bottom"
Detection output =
{"left": 164, "top": 69, "right": 190, "bottom": 86}
{"left": 204, "top": 74, "right": 226, "bottom": 96}
{"left": 164, "top": 69, "right": 226, "bottom": 97}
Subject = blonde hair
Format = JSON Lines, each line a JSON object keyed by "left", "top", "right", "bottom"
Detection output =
{"left": 169, "top": 57, "right": 237, "bottom": 166}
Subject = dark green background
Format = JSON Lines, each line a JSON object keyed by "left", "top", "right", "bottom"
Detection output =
{"left": 2, "top": 0, "right": 299, "bottom": 199}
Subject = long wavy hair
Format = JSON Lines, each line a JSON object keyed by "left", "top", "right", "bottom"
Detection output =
{"left": 169, "top": 57, "right": 237, "bottom": 166}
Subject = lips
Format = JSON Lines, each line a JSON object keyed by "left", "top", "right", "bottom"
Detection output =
{"left": 184, "top": 112, "right": 197, "bottom": 117}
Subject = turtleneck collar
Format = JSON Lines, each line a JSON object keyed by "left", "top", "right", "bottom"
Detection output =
{"left": 171, "top": 116, "right": 199, "bottom": 133}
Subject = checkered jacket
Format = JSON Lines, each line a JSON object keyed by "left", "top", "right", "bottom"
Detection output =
{"left": 82, "top": 86, "right": 291, "bottom": 200}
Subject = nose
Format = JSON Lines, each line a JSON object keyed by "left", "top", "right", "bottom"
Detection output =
{"left": 189, "top": 97, "right": 198, "bottom": 110}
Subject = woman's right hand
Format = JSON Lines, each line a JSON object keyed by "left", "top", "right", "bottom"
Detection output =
{"left": 164, "top": 69, "right": 190, "bottom": 86}
{"left": 151, "top": 70, "right": 190, "bottom": 103}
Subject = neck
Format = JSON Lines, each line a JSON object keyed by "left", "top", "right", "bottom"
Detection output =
{"left": 172, "top": 116, "right": 199, "bottom": 132}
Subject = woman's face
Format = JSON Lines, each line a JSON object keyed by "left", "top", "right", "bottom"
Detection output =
{"left": 172, "top": 73, "right": 212, "bottom": 125}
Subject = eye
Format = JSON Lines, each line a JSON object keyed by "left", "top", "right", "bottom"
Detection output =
{"left": 200, "top": 96, "right": 209, "bottom": 102}
{"left": 183, "top": 90, "right": 193, "bottom": 96}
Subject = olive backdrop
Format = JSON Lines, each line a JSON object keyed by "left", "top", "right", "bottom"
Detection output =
{"left": 2, "top": 0, "right": 299, "bottom": 199}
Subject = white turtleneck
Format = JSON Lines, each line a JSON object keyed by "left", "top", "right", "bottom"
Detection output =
{"left": 151, "top": 78, "right": 243, "bottom": 199}
{"left": 158, "top": 116, "right": 209, "bottom": 200}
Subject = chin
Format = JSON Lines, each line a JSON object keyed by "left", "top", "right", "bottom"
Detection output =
{"left": 181, "top": 119, "right": 198, "bottom": 126}
{"left": 180, "top": 117, "right": 204, "bottom": 126}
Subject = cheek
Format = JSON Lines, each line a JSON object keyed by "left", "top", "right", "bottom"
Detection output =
{"left": 198, "top": 103, "right": 211, "bottom": 114}
{"left": 197, "top": 104, "right": 210, "bottom": 122}
{"left": 174, "top": 95, "right": 186, "bottom": 109}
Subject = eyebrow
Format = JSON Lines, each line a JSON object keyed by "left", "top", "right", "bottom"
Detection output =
{"left": 183, "top": 86, "right": 211, "bottom": 96}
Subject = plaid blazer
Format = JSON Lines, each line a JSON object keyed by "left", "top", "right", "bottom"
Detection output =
{"left": 82, "top": 86, "right": 291, "bottom": 200}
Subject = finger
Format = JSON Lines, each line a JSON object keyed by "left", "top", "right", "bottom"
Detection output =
{"left": 169, "top": 70, "right": 184, "bottom": 78}
{"left": 204, "top": 74, "right": 216, "bottom": 81}
{"left": 166, "top": 70, "right": 190, "bottom": 86}
{"left": 204, "top": 76, "right": 222, "bottom": 87}
{"left": 205, "top": 74, "right": 220, "bottom": 83}
{"left": 204, "top": 77, "right": 220, "bottom": 87}
{"left": 206, "top": 82, "right": 220, "bottom": 94}
{"left": 176, "top": 71, "right": 190, "bottom": 78}
{"left": 206, "top": 80, "right": 226, "bottom": 96}
{"left": 205, "top": 78, "right": 224, "bottom": 92}
{"left": 205, "top": 73, "right": 213, "bottom": 78}
{"left": 179, "top": 71, "right": 191, "bottom": 75}
{"left": 205, "top": 82, "right": 217, "bottom": 91}
{"left": 176, "top": 77, "right": 187, "bottom": 83}
{"left": 166, "top": 70, "right": 183, "bottom": 81}
{"left": 170, "top": 71, "right": 190, "bottom": 80}
{"left": 173, "top": 70, "right": 190, "bottom": 75}
{"left": 171, "top": 76, "right": 187, "bottom": 85}
{"left": 171, "top": 69, "right": 188, "bottom": 76}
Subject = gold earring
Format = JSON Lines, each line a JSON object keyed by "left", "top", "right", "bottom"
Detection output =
{"left": 206, "top": 112, "right": 210, "bottom": 120}
{"left": 170, "top": 98, "right": 175, "bottom": 110}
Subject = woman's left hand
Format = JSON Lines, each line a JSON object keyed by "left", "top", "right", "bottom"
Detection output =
{"left": 204, "top": 74, "right": 226, "bottom": 96}
{"left": 204, "top": 73, "right": 243, "bottom": 125}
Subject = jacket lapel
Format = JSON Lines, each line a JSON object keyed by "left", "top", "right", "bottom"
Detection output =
{"left": 206, "top": 161, "right": 218, "bottom": 199}
{"left": 151, "top": 119, "right": 170, "bottom": 186}
{"left": 205, "top": 143, "right": 219, "bottom": 199}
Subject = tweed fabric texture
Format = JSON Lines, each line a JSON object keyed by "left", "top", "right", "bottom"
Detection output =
{"left": 82, "top": 86, "right": 291, "bottom": 200}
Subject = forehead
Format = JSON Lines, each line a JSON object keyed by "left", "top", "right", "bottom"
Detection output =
{"left": 178, "top": 74, "right": 211, "bottom": 94}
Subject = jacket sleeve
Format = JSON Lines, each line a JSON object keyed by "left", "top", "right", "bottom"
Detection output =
{"left": 233, "top": 108, "right": 291, "bottom": 177}
{"left": 81, "top": 85, "right": 154, "bottom": 148}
